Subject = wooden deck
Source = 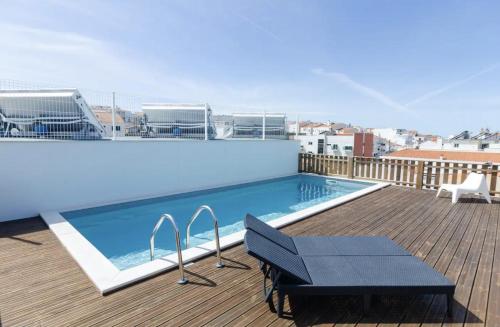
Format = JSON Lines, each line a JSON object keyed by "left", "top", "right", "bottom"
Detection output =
{"left": 1, "top": 186, "right": 499, "bottom": 326}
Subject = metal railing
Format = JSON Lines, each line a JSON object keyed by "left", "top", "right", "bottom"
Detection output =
{"left": 150, "top": 213, "right": 188, "bottom": 284}
{"left": 0, "top": 79, "right": 289, "bottom": 141}
{"left": 185, "top": 205, "right": 224, "bottom": 268}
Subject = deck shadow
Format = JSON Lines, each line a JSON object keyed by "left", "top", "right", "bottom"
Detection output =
{"left": 5, "top": 236, "right": 42, "bottom": 245}
{"left": 285, "top": 294, "right": 482, "bottom": 325}
{"left": 219, "top": 256, "right": 251, "bottom": 270}
{"left": 438, "top": 194, "right": 497, "bottom": 204}
{"left": 0, "top": 217, "right": 46, "bottom": 246}
{"left": 184, "top": 270, "right": 217, "bottom": 287}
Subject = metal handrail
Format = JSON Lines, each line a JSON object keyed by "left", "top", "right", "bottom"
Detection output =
{"left": 150, "top": 213, "right": 188, "bottom": 284}
{"left": 186, "top": 205, "right": 224, "bottom": 268}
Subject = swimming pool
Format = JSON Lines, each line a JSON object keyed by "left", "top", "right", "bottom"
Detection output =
{"left": 42, "top": 174, "right": 388, "bottom": 293}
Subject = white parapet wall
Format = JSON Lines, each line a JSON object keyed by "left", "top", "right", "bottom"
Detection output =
{"left": 0, "top": 140, "right": 300, "bottom": 222}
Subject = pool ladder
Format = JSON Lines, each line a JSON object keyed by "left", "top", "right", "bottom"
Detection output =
{"left": 149, "top": 205, "right": 224, "bottom": 285}
{"left": 149, "top": 213, "right": 188, "bottom": 284}
{"left": 186, "top": 205, "right": 224, "bottom": 268}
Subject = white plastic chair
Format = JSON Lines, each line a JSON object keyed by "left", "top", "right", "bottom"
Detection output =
{"left": 436, "top": 172, "right": 492, "bottom": 204}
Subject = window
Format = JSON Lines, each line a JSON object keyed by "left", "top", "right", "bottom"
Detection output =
{"left": 481, "top": 143, "right": 489, "bottom": 149}
{"left": 332, "top": 144, "right": 338, "bottom": 150}
{"left": 454, "top": 143, "right": 459, "bottom": 148}
{"left": 318, "top": 139, "right": 324, "bottom": 154}
{"left": 113, "top": 126, "right": 121, "bottom": 131}
{"left": 308, "top": 141, "right": 313, "bottom": 145}
{"left": 344, "top": 145, "right": 353, "bottom": 151}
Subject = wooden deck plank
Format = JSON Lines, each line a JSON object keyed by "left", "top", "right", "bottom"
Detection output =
{"left": 0, "top": 186, "right": 498, "bottom": 327}
{"left": 464, "top": 204, "right": 498, "bottom": 326}
{"left": 392, "top": 200, "right": 483, "bottom": 327}
{"left": 375, "top": 198, "right": 480, "bottom": 327}
{"left": 485, "top": 201, "right": 500, "bottom": 327}
{"left": 423, "top": 200, "right": 488, "bottom": 326}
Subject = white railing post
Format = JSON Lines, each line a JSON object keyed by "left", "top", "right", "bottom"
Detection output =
{"left": 204, "top": 103, "right": 208, "bottom": 141}
{"left": 262, "top": 111, "right": 266, "bottom": 140}
{"left": 111, "top": 92, "right": 116, "bottom": 140}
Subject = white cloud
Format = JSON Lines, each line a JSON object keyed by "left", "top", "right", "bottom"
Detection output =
{"left": 1, "top": 23, "right": 105, "bottom": 55}
{"left": 405, "top": 63, "right": 500, "bottom": 106}
{"left": 0, "top": 23, "right": 327, "bottom": 116}
{"left": 312, "top": 68, "right": 414, "bottom": 114}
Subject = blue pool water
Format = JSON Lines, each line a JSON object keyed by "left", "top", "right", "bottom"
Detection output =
{"left": 63, "top": 175, "right": 372, "bottom": 270}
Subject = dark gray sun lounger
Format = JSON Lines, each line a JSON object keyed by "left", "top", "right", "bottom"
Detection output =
{"left": 244, "top": 214, "right": 410, "bottom": 256}
{"left": 244, "top": 229, "right": 455, "bottom": 317}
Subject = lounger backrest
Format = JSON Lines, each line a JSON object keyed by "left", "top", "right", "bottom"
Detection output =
{"left": 244, "top": 230, "right": 312, "bottom": 284}
{"left": 462, "top": 172, "right": 486, "bottom": 188}
{"left": 244, "top": 214, "right": 298, "bottom": 254}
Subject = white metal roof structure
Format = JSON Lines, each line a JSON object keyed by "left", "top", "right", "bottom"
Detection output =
{"left": 0, "top": 89, "right": 105, "bottom": 140}
{"left": 232, "top": 112, "right": 287, "bottom": 139}
{"left": 141, "top": 103, "right": 216, "bottom": 139}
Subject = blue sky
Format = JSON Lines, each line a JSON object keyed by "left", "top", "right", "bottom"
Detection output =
{"left": 1, "top": 0, "right": 499, "bottom": 135}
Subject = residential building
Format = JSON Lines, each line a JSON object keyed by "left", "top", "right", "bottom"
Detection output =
{"left": 93, "top": 110, "right": 126, "bottom": 137}
{"left": 373, "top": 136, "right": 397, "bottom": 156}
{"left": 337, "top": 126, "right": 364, "bottom": 134}
{"left": 368, "top": 128, "right": 414, "bottom": 147}
{"left": 298, "top": 122, "right": 332, "bottom": 135}
{"left": 288, "top": 121, "right": 350, "bottom": 136}
{"left": 297, "top": 132, "right": 375, "bottom": 157}
{"left": 418, "top": 129, "right": 500, "bottom": 152}
{"left": 92, "top": 105, "right": 141, "bottom": 136}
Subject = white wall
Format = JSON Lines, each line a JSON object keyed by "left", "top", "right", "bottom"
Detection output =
{"left": 101, "top": 123, "right": 125, "bottom": 137}
{"left": 419, "top": 140, "right": 444, "bottom": 150}
{"left": 442, "top": 142, "right": 480, "bottom": 151}
{"left": 371, "top": 128, "right": 412, "bottom": 147}
{"left": 485, "top": 143, "right": 500, "bottom": 152}
{"left": 296, "top": 135, "right": 324, "bottom": 154}
{"left": 0, "top": 140, "right": 300, "bottom": 221}
{"left": 325, "top": 135, "right": 354, "bottom": 156}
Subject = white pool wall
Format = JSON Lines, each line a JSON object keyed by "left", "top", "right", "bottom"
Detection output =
{"left": 0, "top": 139, "right": 299, "bottom": 222}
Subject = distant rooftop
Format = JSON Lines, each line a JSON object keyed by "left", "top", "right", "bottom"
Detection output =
{"left": 449, "top": 129, "right": 499, "bottom": 141}
{"left": 387, "top": 149, "right": 500, "bottom": 163}
{"left": 94, "top": 111, "right": 125, "bottom": 125}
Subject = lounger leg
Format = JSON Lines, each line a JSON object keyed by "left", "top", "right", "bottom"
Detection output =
{"left": 447, "top": 293, "right": 453, "bottom": 317}
{"left": 264, "top": 269, "right": 279, "bottom": 301}
{"left": 277, "top": 289, "right": 285, "bottom": 317}
{"left": 363, "top": 294, "right": 372, "bottom": 314}
{"left": 483, "top": 193, "right": 492, "bottom": 204}
{"left": 436, "top": 187, "right": 443, "bottom": 198}
{"left": 259, "top": 260, "right": 268, "bottom": 274}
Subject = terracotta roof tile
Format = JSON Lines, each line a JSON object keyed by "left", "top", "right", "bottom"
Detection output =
{"left": 94, "top": 112, "right": 125, "bottom": 125}
{"left": 387, "top": 149, "right": 500, "bottom": 163}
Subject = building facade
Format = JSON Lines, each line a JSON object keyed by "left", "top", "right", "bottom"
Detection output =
{"left": 296, "top": 133, "right": 376, "bottom": 157}
{"left": 93, "top": 110, "right": 126, "bottom": 137}
{"left": 418, "top": 130, "right": 500, "bottom": 152}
